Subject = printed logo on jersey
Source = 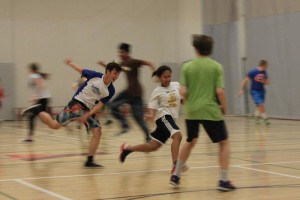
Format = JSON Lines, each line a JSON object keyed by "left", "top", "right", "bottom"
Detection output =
{"left": 254, "top": 74, "right": 266, "bottom": 83}
{"left": 168, "top": 93, "right": 177, "bottom": 108}
{"left": 91, "top": 85, "right": 101, "bottom": 95}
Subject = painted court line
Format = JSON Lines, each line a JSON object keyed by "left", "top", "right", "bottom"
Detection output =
{"left": 234, "top": 165, "right": 300, "bottom": 179}
{"left": 14, "top": 179, "right": 71, "bottom": 200}
{"left": 0, "top": 160, "right": 299, "bottom": 182}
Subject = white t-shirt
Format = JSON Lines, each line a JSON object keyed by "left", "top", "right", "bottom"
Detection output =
{"left": 28, "top": 73, "right": 51, "bottom": 99}
{"left": 73, "top": 69, "right": 115, "bottom": 110}
{"left": 148, "top": 82, "right": 181, "bottom": 120}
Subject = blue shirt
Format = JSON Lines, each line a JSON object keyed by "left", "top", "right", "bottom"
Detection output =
{"left": 247, "top": 68, "right": 268, "bottom": 91}
{"left": 73, "top": 69, "right": 115, "bottom": 109}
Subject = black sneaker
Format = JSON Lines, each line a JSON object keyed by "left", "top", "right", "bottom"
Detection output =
{"left": 21, "top": 139, "right": 34, "bottom": 143}
{"left": 119, "top": 143, "right": 132, "bottom": 163}
{"left": 84, "top": 162, "right": 104, "bottom": 168}
{"left": 104, "top": 119, "right": 113, "bottom": 125}
{"left": 218, "top": 180, "right": 236, "bottom": 192}
{"left": 169, "top": 175, "right": 180, "bottom": 186}
{"left": 115, "top": 127, "right": 130, "bottom": 136}
{"left": 21, "top": 104, "right": 42, "bottom": 116}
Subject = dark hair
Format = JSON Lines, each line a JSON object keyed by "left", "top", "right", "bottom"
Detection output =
{"left": 192, "top": 34, "right": 213, "bottom": 56}
{"left": 152, "top": 65, "right": 172, "bottom": 77}
{"left": 105, "top": 62, "right": 122, "bottom": 73}
{"left": 259, "top": 60, "right": 268, "bottom": 66}
{"left": 119, "top": 43, "right": 131, "bottom": 53}
{"left": 29, "top": 63, "right": 50, "bottom": 79}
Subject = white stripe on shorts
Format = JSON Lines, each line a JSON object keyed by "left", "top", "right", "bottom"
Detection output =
{"left": 162, "top": 116, "right": 180, "bottom": 136}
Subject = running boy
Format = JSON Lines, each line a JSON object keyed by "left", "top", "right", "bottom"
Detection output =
{"left": 169, "top": 35, "right": 236, "bottom": 192}
{"left": 239, "top": 60, "right": 270, "bottom": 125}
{"left": 22, "top": 58, "right": 122, "bottom": 167}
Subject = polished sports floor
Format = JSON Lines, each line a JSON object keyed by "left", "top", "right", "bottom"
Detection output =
{"left": 0, "top": 116, "right": 299, "bottom": 200}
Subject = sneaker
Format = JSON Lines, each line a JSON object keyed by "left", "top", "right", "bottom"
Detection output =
{"left": 171, "top": 164, "right": 190, "bottom": 174}
{"left": 218, "top": 180, "right": 236, "bottom": 192}
{"left": 169, "top": 175, "right": 180, "bottom": 186}
{"left": 84, "top": 162, "right": 104, "bottom": 168}
{"left": 104, "top": 119, "right": 113, "bottom": 125}
{"left": 116, "top": 127, "right": 130, "bottom": 136}
{"left": 254, "top": 116, "right": 260, "bottom": 124}
{"left": 21, "top": 104, "right": 42, "bottom": 116}
{"left": 21, "top": 139, "right": 34, "bottom": 143}
{"left": 119, "top": 143, "right": 132, "bottom": 163}
{"left": 264, "top": 119, "right": 270, "bottom": 126}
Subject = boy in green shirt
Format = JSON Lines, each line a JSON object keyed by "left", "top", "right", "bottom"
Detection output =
{"left": 170, "top": 35, "right": 236, "bottom": 191}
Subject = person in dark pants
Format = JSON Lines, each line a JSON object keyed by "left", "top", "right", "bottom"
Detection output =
{"left": 22, "top": 63, "right": 51, "bottom": 143}
{"left": 99, "top": 43, "right": 156, "bottom": 142}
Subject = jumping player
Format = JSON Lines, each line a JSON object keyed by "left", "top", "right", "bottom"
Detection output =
{"left": 239, "top": 60, "right": 270, "bottom": 125}
{"left": 22, "top": 58, "right": 122, "bottom": 167}
{"left": 169, "top": 35, "right": 236, "bottom": 191}
{"left": 119, "top": 66, "right": 187, "bottom": 172}
{"left": 99, "top": 43, "right": 156, "bottom": 142}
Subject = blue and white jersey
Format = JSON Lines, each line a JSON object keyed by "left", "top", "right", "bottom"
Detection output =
{"left": 73, "top": 69, "right": 115, "bottom": 110}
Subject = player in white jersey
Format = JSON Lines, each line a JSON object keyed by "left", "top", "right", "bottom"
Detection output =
{"left": 22, "top": 58, "right": 122, "bottom": 167}
{"left": 22, "top": 63, "right": 51, "bottom": 143}
{"left": 119, "top": 65, "right": 184, "bottom": 169}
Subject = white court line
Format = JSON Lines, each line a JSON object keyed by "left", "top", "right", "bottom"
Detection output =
{"left": 234, "top": 165, "right": 300, "bottom": 179}
{"left": 15, "top": 179, "right": 71, "bottom": 200}
{"left": 0, "top": 160, "right": 299, "bottom": 182}
{"left": 0, "top": 165, "right": 219, "bottom": 182}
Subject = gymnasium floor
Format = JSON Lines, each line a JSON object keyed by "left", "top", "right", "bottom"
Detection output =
{"left": 0, "top": 116, "right": 299, "bottom": 200}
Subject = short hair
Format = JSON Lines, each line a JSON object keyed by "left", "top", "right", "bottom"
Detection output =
{"left": 105, "top": 62, "right": 122, "bottom": 73}
{"left": 152, "top": 65, "right": 172, "bottom": 77}
{"left": 259, "top": 60, "right": 268, "bottom": 66}
{"left": 118, "top": 43, "right": 131, "bottom": 53}
{"left": 29, "top": 63, "right": 39, "bottom": 72}
{"left": 192, "top": 34, "right": 213, "bottom": 56}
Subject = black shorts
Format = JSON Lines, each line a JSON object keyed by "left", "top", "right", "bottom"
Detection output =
{"left": 150, "top": 115, "right": 180, "bottom": 144}
{"left": 185, "top": 119, "right": 228, "bottom": 143}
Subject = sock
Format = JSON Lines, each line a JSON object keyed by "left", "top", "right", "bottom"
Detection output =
{"left": 254, "top": 109, "right": 260, "bottom": 117}
{"left": 261, "top": 112, "right": 268, "bottom": 119}
{"left": 220, "top": 169, "right": 228, "bottom": 181}
{"left": 172, "top": 160, "right": 185, "bottom": 177}
{"left": 87, "top": 156, "right": 93, "bottom": 163}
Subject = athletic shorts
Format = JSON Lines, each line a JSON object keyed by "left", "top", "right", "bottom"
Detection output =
{"left": 56, "top": 99, "right": 100, "bottom": 129}
{"left": 185, "top": 120, "right": 228, "bottom": 143}
{"left": 150, "top": 115, "right": 180, "bottom": 144}
{"left": 251, "top": 90, "right": 265, "bottom": 105}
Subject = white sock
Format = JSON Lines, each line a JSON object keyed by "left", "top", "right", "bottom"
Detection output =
{"left": 220, "top": 169, "right": 228, "bottom": 181}
{"left": 261, "top": 112, "right": 268, "bottom": 119}
{"left": 254, "top": 109, "right": 260, "bottom": 117}
{"left": 172, "top": 160, "right": 185, "bottom": 177}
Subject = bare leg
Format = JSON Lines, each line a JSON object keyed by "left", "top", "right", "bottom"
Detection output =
{"left": 129, "top": 139, "right": 161, "bottom": 152}
{"left": 219, "top": 139, "right": 229, "bottom": 170}
{"left": 39, "top": 111, "right": 61, "bottom": 129}
{"left": 170, "top": 132, "right": 182, "bottom": 163}
{"left": 87, "top": 127, "right": 102, "bottom": 156}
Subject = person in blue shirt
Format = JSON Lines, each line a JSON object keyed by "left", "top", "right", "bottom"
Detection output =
{"left": 22, "top": 58, "right": 122, "bottom": 167}
{"left": 239, "top": 60, "right": 270, "bottom": 125}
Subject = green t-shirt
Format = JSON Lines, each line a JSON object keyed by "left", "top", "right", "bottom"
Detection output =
{"left": 180, "top": 57, "right": 224, "bottom": 120}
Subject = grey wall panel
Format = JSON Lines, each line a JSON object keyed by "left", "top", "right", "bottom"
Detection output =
{"left": 246, "top": 12, "right": 300, "bottom": 119}
{"left": 204, "top": 23, "right": 241, "bottom": 115}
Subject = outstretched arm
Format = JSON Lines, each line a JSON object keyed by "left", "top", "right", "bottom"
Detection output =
{"left": 97, "top": 61, "right": 107, "bottom": 68}
{"left": 142, "top": 60, "right": 156, "bottom": 72}
{"left": 239, "top": 77, "right": 250, "bottom": 96}
{"left": 64, "top": 58, "right": 83, "bottom": 74}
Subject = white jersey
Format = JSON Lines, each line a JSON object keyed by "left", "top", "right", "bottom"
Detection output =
{"left": 148, "top": 82, "right": 181, "bottom": 120}
{"left": 28, "top": 73, "right": 51, "bottom": 99}
{"left": 73, "top": 69, "right": 115, "bottom": 110}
